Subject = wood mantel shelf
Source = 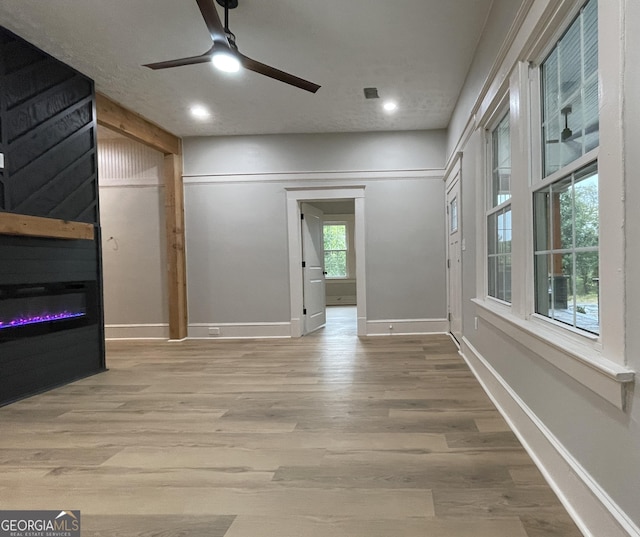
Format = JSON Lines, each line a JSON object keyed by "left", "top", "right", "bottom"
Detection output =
{"left": 0, "top": 212, "right": 94, "bottom": 240}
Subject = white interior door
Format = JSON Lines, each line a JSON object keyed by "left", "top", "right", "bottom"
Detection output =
{"left": 447, "top": 174, "right": 462, "bottom": 342}
{"left": 301, "top": 203, "right": 326, "bottom": 334}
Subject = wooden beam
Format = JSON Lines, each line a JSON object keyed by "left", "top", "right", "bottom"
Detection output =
{"left": 96, "top": 93, "right": 181, "bottom": 156}
{"left": 96, "top": 92, "right": 188, "bottom": 339}
{"left": 0, "top": 212, "right": 94, "bottom": 240}
{"left": 164, "top": 154, "right": 188, "bottom": 340}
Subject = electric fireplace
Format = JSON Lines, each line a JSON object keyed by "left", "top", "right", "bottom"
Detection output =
{"left": 0, "top": 282, "right": 97, "bottom": 342}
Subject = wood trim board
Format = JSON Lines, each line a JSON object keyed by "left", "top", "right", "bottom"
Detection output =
{"left": 0, "top": 212, "right": 94, "bottom": 240}
{"left": 96, "top": 93, "right": 181, "bottom": 156}
{"left": 164, "top": 153, "right": 188, "bottom": 340}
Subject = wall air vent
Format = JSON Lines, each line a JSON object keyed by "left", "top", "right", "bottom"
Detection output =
{"left": 363, "top": 87, "right": 379, "bottom": 99}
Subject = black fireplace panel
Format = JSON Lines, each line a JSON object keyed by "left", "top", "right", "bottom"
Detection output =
{"left": 0, "top": 325, "right": 102, "bottom": 403}
{"left": 0, "top": 235, "right": 98, "bottom": 285}
{"left": 0, "top": 235, "right": 105, "bottom": 406}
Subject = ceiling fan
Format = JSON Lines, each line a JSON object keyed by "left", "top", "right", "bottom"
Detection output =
{"left": 143, "top": 0, "right": 320, "bottom": 93}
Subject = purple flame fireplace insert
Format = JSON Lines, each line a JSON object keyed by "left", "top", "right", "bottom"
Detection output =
{"left": 0, "top": 282, "right": 97, "bottom": 342}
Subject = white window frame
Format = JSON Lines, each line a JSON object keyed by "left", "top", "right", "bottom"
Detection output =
{"left": 471, "top": 0, "right": 631, "bottom": 409}
{"left": 526, "top": 0, "right": 625, "bottom": 368}
{"left": 486, "top": 109, "right": 513, "bottom": 305}
{"left": 530, "top": 0, "right": 601, "bottom": 337}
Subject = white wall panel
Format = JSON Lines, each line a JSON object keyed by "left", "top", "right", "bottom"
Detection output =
{"left": 98, "top": 137, "right": 168, "bottom": 336}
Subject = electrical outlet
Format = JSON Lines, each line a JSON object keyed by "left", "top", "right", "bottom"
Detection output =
{"left": 474, "top": 316, "right": 478, "bottom": 330}
{"left": 208, "top": 327, "right": 220, "bottom": 336}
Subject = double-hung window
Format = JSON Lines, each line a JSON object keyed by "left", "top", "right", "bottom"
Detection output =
{"left": 323, "top": 222, "right": 348, "bottom": 278}
{"left": 533, "top": 0, "right": 599, "bottom": 334}
{"left": 487, "top": 112, "right": 512, "bottom": 303}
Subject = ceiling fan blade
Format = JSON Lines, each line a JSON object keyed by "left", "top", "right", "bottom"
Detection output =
{"left": 195, "top": 0, "right": 230, "bottom": 46}
{"left": 238, "top": 54, "right": 320, "bottom": 93}
{"left": 143, "top": 49, "right": 214, "bottom": 70}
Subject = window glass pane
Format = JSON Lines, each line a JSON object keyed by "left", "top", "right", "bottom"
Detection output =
{"left": 488, "top": 256, "right": 497, "bottom": 298}
{"left": 583, "top": 79, "right": 599, "bottom": 153}
{"left": 542, "top": 0, "right": 598, "bottom": 177}
{"left": 491, "top": 113, "right": 511, "bottom": 207}
{"left": 534, "top": 188, "right": 552, "bottom": 252}
{"left": 574, "top": 167, "right": 599, "bottom": 248}
{"left": 533, "top": 162, "right": 599, "bottom": 333}
{"left": 487, "top": 206, "right": 511, "bottom": 303}
{"left": 324, "top": 251, "right": 347, "bottom": 278}
{"left": 575, "top": 251, "right": 599, "bottom": 333}
{"left": 534, "top": 252, "right": 552, "bottom": 316}
{"left": 488, "top": 213, "right": 497, "bottom": 255}
{"left": 558, "top": 18, "right": 581, "bottom": 104}
{"left": 552, "top": 252, "right": 574, "bottom": 320}
{"left": 450, "top": 198, "right": 458, "bottom": 233}
{"left": 323, "top": 224, "right": 347, "bottom": 250}
{"left": 495, "top": 255, "right": 513, "bottom": 303}
{"left": 554, "top": 176, "right": 573, "bottom": 250}
{"left": 498, "top": 209, "right": 512, "bottom": 254}
{"left": 583, "top": 0, "right": 598, "bottom": 78}
{"left": 542, "top": 49, "right": 561, "bottom": 176}
{"left": 503, "top": 255, "right": 512, "bottom": 302}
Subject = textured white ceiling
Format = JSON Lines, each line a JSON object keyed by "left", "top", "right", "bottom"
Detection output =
{"left": 0, "top": 0, "right": 493, "bottom": 137}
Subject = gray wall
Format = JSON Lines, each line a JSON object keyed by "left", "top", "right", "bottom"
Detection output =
{"left": 185, "top": 181, "right": 291, "bottom": 324}
{"left": 446, "top": 0, "right": 525, "bottom": 158}
{"left": 185, "top": 131, "right": 446, "bottom": 176}
{"left": 447, "top": 0, "right": 640, "bottom": 528}
{"left": 365, "top": 179, "right": 445, "bottom": 320}
{"left": 183, "top": 130, "right": 447, "bottom": 326}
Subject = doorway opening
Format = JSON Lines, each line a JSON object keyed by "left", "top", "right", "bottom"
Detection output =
{"left": 302, "top": 306, "right": 357, "bottom": 339}
{"left": 286, "top": 187, "right": 366, "bottom": 337}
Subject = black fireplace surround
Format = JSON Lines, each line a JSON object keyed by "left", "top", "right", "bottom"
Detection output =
{"left": 0, "top": 26, "right": 105, "bottom": 405}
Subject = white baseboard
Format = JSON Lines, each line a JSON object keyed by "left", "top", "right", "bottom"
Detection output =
{"left": 366, "top": 318, "right": 448, "bottom": 336}
{"left": 460, "top": 336, "right": 640, "bottom": 537}
{"left": 189, "top": 322, "right": 291, "bottom": 339}
{"left": 326, "top": 295, "right": 357, "bottom": 306}
{"left": 105, "top": 323, "right": 169, "bottom": 340}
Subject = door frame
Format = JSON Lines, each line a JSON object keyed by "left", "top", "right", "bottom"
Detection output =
{"left": 444, "top": 153, "right": 463, "bottom": 340}
{"left": 286, "top": 187, "right": 366, "bottom": 337}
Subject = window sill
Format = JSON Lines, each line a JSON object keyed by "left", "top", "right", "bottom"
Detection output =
{"left": 471, "top": 298, "right": 634, "bottom": 411}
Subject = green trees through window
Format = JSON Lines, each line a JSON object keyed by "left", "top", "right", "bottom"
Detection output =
{"left": 323, "top": 224, "right": 348, "bottom": 278}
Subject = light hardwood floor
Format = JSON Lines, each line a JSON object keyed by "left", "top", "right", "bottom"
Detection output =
{"left": 0, "top": 307, "right": 582, "bottom": 536}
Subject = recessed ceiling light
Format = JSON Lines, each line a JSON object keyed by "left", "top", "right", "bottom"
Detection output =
{"left": 383, "top": 101, "right": 398, "bottom": 112}
{"left": 190, "top": 105, "right": 211, "bottom": 120}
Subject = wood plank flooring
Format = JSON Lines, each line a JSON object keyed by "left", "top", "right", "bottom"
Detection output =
{"left": 0, "top": 307, "right": 582, "bottom": 536}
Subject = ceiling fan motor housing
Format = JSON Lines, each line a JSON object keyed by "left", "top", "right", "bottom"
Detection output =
{"left": 216, "top": 0, "right": 238, "bottom": 8}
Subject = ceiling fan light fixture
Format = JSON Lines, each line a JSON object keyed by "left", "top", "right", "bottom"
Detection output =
{"left": 211, "top": 49, "right": 241, "bottom": 73}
